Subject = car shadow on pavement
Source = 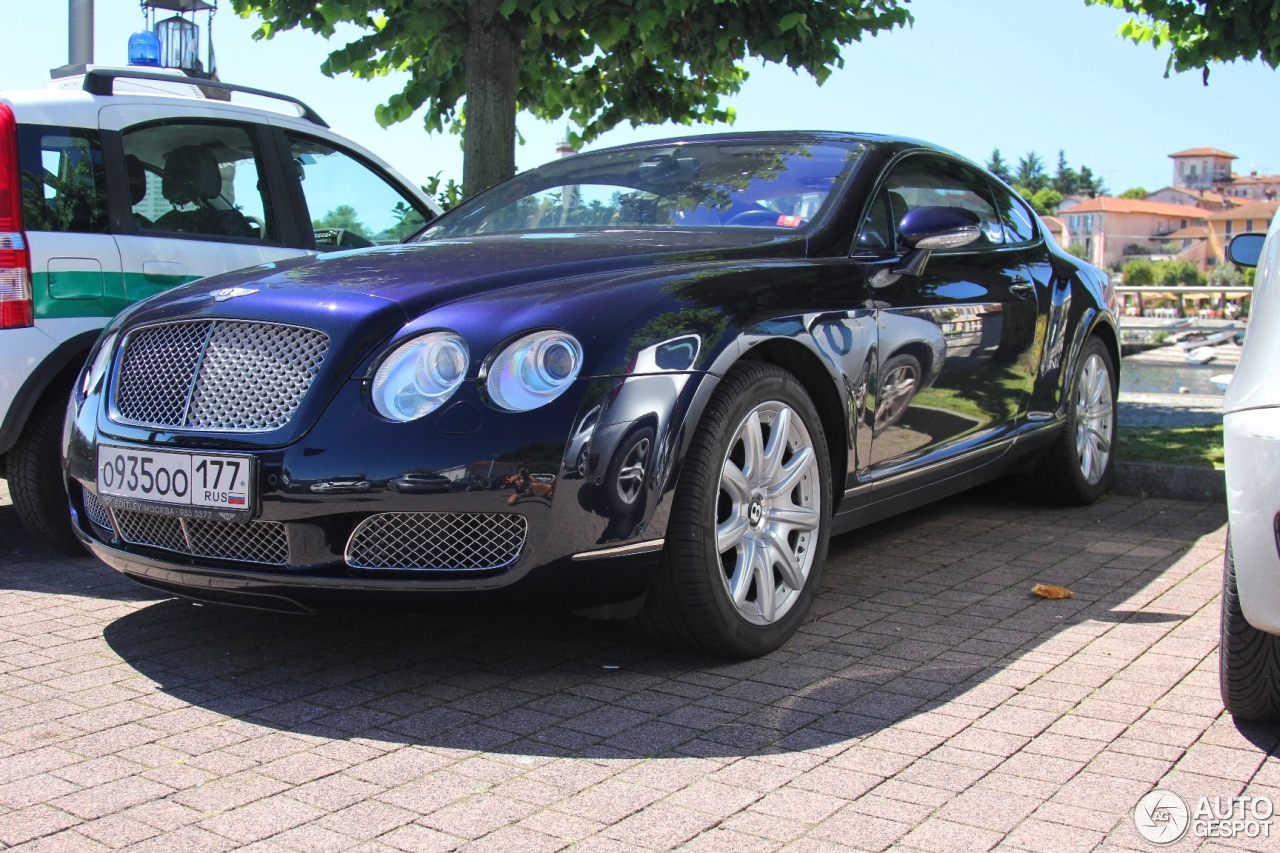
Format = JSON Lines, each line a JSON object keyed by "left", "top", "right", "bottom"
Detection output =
{"left": 92, "top": 490, "right": 1245, "bottom": 760}
{"left": 0, "top": 501, "right": 165, "bottom": 602}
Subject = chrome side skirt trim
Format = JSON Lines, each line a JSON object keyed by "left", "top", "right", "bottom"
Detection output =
{"left": 846, "top": 434, "right": 1020, "bottom": 498}
{"left": 571, "top": 538, "right": 666, "bottom": 561}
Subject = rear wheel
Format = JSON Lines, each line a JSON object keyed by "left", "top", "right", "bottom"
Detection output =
{"left": 1034, "top": 336, "right": 1116, "bottom": 505}
{"left": 10, "top": 383, "right": 84, "bottom": 555}
{"left": 1220, "top": 533, "right": 1280, "bottom": 721}
{"left": 630, "top": 361, "right": 831, "bottom": 657}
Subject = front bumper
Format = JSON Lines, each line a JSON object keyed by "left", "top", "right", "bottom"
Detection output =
{"left": 66, "top": 372, "right": 710, "bottom": 611}
{"left": 1224, "top": 406, "right": 1280, "bottom": 635}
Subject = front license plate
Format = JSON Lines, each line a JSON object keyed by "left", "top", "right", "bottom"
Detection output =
{"left": 97, "top": 445, "right": 254, "bottom": 516}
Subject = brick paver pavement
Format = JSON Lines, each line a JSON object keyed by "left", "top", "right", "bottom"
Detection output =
{"left": 2, "top": 481, "right": 1275, "bottom": 852}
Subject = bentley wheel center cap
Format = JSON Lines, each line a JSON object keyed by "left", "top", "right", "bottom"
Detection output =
{"left": 748, "top": 495, "right": 765, "bottom": 528}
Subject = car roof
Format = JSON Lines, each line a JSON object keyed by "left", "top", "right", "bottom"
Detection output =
{"left": 580, "top": 129, "right": 952, "bottom": 157}
{"left": 0, "top": 83, "right": 323, "bottom": 132}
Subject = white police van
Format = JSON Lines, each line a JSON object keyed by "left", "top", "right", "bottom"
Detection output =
{"left": 0, "top": 67, "right": 439, "bottom": 550}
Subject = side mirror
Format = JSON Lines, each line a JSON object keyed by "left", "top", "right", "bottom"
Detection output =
{"left": 883, "top": 206, "right": 982, "bottom": 281}
{"left": 1229, "top": 233, "right": 1266, "bottom": 268}
{"left": 899, "top": 206, "right": 983, "bottom": 250}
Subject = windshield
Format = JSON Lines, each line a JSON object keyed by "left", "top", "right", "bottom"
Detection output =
{"left": 420, "top": 140, "right": 864, "bottom": 240}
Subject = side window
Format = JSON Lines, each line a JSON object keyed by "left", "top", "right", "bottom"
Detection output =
{"left": 992, "top": 184, "right": 1038, "bottom": 244}
{"left": 287, "top": 134, "right": 428, "bottom": 248}
{"left": 883, "top": 155, "right": 1004, "bottom": 249}
{"left": 16, "top": 125, "right": 108, "bottom": 233}
{"left": 121, "top": 122, "right": 277, "bottom": 241}
{"left": 854, "top": 189, "right": 892, "bottom": 252}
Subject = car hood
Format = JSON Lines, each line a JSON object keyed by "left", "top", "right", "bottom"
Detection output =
{"left": 138, "top": 229, "right": 806, "bottom": 318}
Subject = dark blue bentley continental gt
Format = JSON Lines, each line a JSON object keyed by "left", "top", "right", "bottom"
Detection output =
{"left": 65, "top": 132, "right": 1119, "bottom": 657}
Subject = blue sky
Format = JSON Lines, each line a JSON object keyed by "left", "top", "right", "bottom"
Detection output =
{"left": 3, "top": 0, "right": 1276, "bottom": 194}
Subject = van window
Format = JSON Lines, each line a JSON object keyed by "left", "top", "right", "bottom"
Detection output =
{"left": 17, "top": 125, "right": 109, "bottom": 233}
{"left": 122, "top": 121, "right": 277, "bottom": 242}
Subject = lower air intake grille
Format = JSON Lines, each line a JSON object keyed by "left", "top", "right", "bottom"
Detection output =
{"left": 345, "top": 512, "right": 527, "bottom": 570}
{"left": 113, "top": 509, "right": 288, "bottom": 566}
{"left": 81, "top": 487, "right": 114, "bottom": 533}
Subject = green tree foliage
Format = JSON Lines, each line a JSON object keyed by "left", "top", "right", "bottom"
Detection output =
{"left": 1119, "top": 186, "right": 1149, "bottom": 199}
{"left": 1066, "top": 243, "right": 1091, "bottom": 260}
{"left": 1078, "top": 165, "right": 1107, "bottom": 198}
{"left": 423, "top": 173, "right": 466, "bottom": 210}
{"left": 231, "top": 0, "right": 912, "bottom": 195}
{"left": 1052, "top": 149, "right": 1078, "bottom": 196}
{"left": 1024, "top": 188, "right": 1064, "bottom": 216}
{"left": 313, "top": 204, "right": 368, "bottom": 236}
{"left": 986, "top": 148, "right": 1013, "bottom": 183}
{"left": 1016, "top": 151, "right": 1048, "bottom": 192}
{"left": 1087, "top": 0, "right": 1280, "bottom": 81}
{"left": 1123, "top": 257, "right": 1155, "bottom": 285}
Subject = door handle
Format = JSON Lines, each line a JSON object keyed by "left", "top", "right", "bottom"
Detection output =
{"left": 1010, "top": 281, "right": 1035, "bottom": 297}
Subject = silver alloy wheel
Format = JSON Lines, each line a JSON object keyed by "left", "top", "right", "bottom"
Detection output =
{"left": 716, "top": 401, "right": 821, "bottom": 625}
{"left": 1074, "top": 352, "right": 1114, "bottom": 485}
{"left": 875, "top": 363, "right": 918, "bottom": 431}
{"left": 616, "top": 436, "right": 650, "bottom": 504}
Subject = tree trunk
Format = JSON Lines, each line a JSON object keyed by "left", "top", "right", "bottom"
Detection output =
{"left": 463, "top": 0, "right": 523, "bottom": 196}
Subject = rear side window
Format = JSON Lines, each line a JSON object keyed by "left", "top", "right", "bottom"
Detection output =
{"left": 992, "top": 185, "right": 1039, "bottom": 244}
{"left": 17, "top": 124, "right": 109, "bottom": 233}
{"left": 122, "top": 121, "right": 278, "bottom": 242}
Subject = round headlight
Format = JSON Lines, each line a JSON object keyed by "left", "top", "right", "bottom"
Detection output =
{"left": 81, "top": 332, "right": 117, "bottom": 397}
{"left": 372, "top": 332, "right": 469, "bottom": 422}
{"left": 487, "top": 331, "right": 584, "bottom": 411}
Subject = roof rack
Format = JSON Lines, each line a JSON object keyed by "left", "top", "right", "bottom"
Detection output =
{"left": 81, "top": 68, "right": 328, "bottom": 128}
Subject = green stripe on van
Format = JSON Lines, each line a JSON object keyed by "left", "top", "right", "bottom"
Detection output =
{"left": 32, "top": 271, "right": 199, "bottom": 320}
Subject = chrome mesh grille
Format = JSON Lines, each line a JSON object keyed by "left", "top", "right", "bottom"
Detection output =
{"left": 113, "top": 320, "right": 327, "bottom": 432}
{"left": 113, "top": 510, "right": 288, "bottom": 566}
{"left": 115, "top": 321, "right": 209, "bottom": 427}
{"left": 114, "top": 510, "right": 187, "bottom": 553}
{"left": 80, "top": 487, "right": 113, "bottom": 532}
{"left": 345, "top": 512, "right": 527, "bottom": 570}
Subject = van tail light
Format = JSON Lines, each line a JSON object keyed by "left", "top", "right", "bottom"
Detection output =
{"left": 0, "top": 103, "right": 33, "bottom": 329}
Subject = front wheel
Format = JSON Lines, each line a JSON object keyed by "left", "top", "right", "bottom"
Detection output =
{"left": 630, "top": 361, "right": 831, "bottom": 657}
{"left": 1220, "top": 533, "right": 1280, "bottom": 721}
{"left": 10, "top": 383, "right": 85, "bottom": 555}
{"left": 1034, "top": 336, "right": 1116, "bottom": 505}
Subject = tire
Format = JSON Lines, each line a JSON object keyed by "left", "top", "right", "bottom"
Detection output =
{"left": 1033, "top": 336, "right": 1116, "bottom": 505}
{"left": 9, "top": 382, "right": 84, "bottom": 555}
{"left": 605, "top": 427, "right": 653, "bottom": 515}
{"left": 874, "top": 353, "right": 921, "bottom": 434}
{"left": 1220, "top": 532, "right": 1280, "bottom": 721}
{"left": 630, "top": 361, "right": 832, "bottom": 658}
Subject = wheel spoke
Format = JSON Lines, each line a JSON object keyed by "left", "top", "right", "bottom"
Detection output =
{"left": 721, "top": 461, "right": 751, "bottom": 504}
{"left": 764, "top": 527, "right": 804, "bottom": 590}
{"left": 729, "top": 539, "right": 756, "bottom": 605}
{"left": 764, "top": 445, "right": 814, "bottom": 499}
{"left": 741, "top": 412, "right": 765, "bottom": 485}
{"left": 767, "top": 504, "right": 819, "bottom": 531}
{"left": 760, "top": 408, "right": 791, "bottom": 484}
{"left": 717, "top": 515, "right": 749, "bottom": 553}
{"left": 753, "top": 543, "right": 776, "bottom": 622}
